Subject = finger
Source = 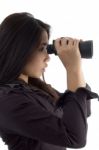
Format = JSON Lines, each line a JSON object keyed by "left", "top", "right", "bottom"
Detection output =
{"left": 66, "top": 37, "right": 75, "bottom": 45}
{"left": 54, "top": 38, "right": 61, "bottom": 47}
{"left": 66, "top": 37, "right": 74, "bottom": 46}
{"left": 61, "top": 37, "right": 68, "bottom": 46}
{"left": 54, "top": 38, "right": 62, "bottom": 54}
{"left": 73, "top": 39, "right": 79, "bottom": 49}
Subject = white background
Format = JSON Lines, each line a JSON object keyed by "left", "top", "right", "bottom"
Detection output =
{"left": 0, "top": 0, "right": 99, "bottom": 149}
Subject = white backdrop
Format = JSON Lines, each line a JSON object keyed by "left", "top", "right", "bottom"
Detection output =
{"left": 0, "top": 0, "right": 99, "bottom": 149}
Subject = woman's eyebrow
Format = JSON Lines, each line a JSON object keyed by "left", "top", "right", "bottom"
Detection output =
{"left": 41, "top": 42, "right": 48, "bottom": 46}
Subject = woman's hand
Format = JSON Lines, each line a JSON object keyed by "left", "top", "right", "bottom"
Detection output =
{"left": 54, "top": 37, "right": 86, "bottom": 91}
{"left": 54, "top": 37, "right": 82, "bottom": 72}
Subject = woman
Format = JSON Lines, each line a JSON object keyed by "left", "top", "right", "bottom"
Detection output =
{"left": 0, "top": 12, "right": 98, "bottom": 150}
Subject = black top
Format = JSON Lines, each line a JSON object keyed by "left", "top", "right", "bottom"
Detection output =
{"left": 0, "top": 79, "right": 99, "bottom": 150}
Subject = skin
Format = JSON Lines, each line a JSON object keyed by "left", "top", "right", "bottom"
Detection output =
{"left": 18, "top": 31, "right": 50, "bottom": 83}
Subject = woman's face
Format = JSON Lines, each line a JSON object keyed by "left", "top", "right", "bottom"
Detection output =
{"left": 20, "top": 31, "right": 50, "bottom": 79}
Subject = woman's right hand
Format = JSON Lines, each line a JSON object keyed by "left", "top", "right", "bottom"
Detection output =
{"left": 54, "top": 37, "right": 82, "bottom": 72}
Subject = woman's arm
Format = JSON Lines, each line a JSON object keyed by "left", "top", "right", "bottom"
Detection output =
{"left": 54, "top": 83, "right": 91, "bottom": 118}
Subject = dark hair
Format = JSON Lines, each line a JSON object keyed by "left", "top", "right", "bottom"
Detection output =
{"left": 0, "top": 12, "right": 60, "bottom": 102}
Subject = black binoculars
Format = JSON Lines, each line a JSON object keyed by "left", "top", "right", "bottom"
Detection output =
{"left": 47, "top": 40, "right": 93, "bottom": 59}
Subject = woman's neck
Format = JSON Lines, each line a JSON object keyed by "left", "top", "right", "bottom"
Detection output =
{"left": 18, "top": 74, "right": 28, "bottom": 84}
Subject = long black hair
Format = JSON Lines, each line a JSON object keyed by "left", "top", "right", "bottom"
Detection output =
{"left": 0, "top": 12, "right": 60, "bottom": 101}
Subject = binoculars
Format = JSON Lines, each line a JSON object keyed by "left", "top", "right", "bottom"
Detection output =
{"left": 47, "top": 40, "right": 93, "bottom": 59}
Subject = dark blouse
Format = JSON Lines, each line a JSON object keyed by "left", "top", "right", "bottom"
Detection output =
{"left": 0, "top": 79, "right": 99, "bottom": 150}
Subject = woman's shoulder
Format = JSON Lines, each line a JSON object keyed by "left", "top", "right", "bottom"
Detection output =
{"left": 0, "top": 79, "right": 49, "bottom": 110}
{"left": 0, "top": 79, "right": 57, "bottom": 107}
{"left": 0, "top": 79, "right": 41, "bottom": 106}
{"left": 0, "top": 79, "right": 64, "bottom": 118}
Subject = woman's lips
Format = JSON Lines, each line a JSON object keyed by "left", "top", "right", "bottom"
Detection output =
{"left": 43, "top": 63, "right": 48, "bottom": 68}
{"left": 45, "top": 63, "right": 48, "bottom": 68}
{"left": 42, "top": 64, "right": 48, "bottom": 72}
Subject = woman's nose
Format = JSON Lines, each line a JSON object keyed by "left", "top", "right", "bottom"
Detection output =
{"left": 44, "top": 54, "right": 50, "bottom": 62}
{"left": 47, "top": 54, "right": 50, "bottom": 61}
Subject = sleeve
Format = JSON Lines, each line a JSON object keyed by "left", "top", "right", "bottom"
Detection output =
{"left": 55, "top": 83, "right": 99, "bottom": 107}
{"left": 54, "top": 83, "right": 95, "bottom": 117}
{"left": 0, "top": 86, "right": 99, "bottom": 149}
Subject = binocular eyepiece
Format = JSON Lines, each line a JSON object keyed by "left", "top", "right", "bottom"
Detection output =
{"left": 47, "top": 40, "right": 93, "bottom": 59}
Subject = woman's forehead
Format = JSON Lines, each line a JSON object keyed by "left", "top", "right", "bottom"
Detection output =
{"left": 41, "top": 31, "right": 48, "bottom": 45}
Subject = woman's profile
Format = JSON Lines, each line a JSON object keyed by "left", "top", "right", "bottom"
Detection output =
{"left": 0, "top": 12, "right": 99, "bottom": 150}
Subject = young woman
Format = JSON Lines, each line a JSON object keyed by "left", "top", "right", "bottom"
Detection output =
{"left": 0, "top": 12, "right": 98, "bottom": 150}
